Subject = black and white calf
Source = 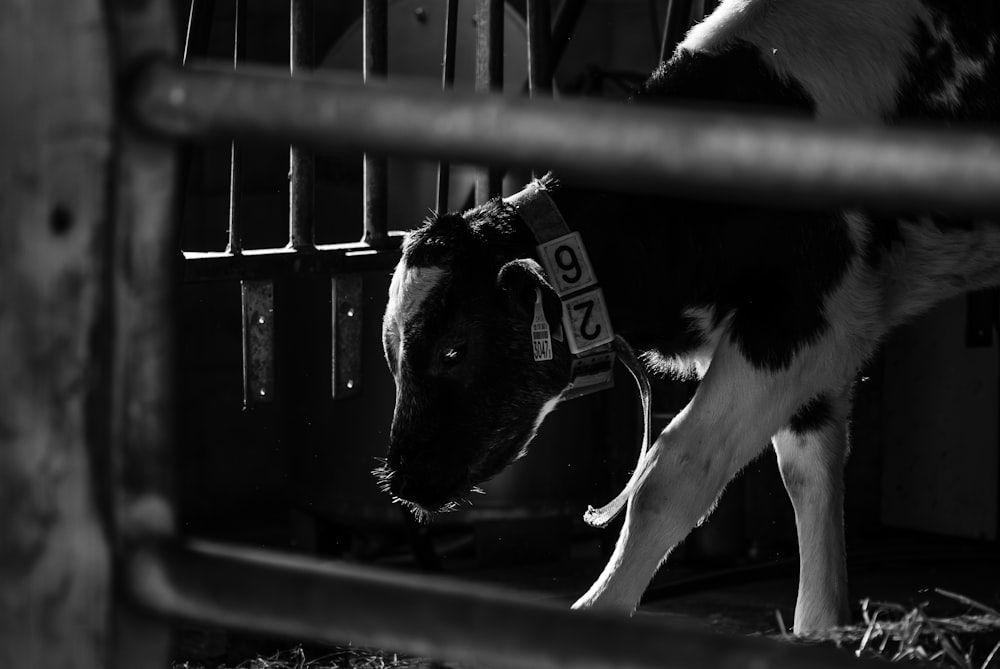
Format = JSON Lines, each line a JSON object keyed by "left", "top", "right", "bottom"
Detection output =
{"left": 377, "top": 0, "right": 1000, "bottom": 634}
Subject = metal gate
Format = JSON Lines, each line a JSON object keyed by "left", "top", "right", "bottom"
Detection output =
{"left": 3, "top": 0, "right": 1000, "bottom": 668}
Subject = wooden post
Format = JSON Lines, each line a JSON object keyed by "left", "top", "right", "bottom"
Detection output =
{"left": 106, "top": 0, "right": 181, "bottom": 667}
{"left": 0, "top": 0, "right": 115, "bottom": 667}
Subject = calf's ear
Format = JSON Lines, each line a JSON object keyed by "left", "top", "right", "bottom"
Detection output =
{"left": 496, "top": 259, "right": 562, "bottom": 327}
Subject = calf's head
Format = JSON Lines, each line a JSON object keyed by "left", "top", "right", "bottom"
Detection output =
{"left": 376, "top": 203, "right": 570, "bottom": 519}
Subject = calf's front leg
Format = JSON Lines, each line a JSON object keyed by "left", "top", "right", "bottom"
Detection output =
{"left": 573, "top": 339, "right": 819, "bottom": 613}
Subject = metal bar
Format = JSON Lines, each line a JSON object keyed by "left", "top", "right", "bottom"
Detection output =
{"left": 527, "top": 0, "right": 553, "bottom": 98}
{"left": 435, "top": 0, "right": 459, "bottom": 213}
{"left": 363, "top": 0, "right": 388, "bottom": 245}
{"left": 178, "top": 0, "right": 215, "bottom": 248}
{"left": 133, "top": 63, "right": 1000, "bottom": 215}
{"left": 182, "top": 0, "right": 215, "bottom": 65}
{"left": 227, "top": 0, "right": 247, "bottom": 255}
{"left": 290, "top": 0, "right": 316, "bottom": 251}
{"left": 551, "top": 0, "right": 587, "bottom": 69}
{"left": 527, "top": 0, "right": 553, "bottom": 179}
{"left": 660, "top": 0, "right": 694, "bottom": 63}
{"left": 127, "top": 541, "right": 886, "bottom": 669}
{"left": 517, "top": 0, "right": 586, "bottom": 97}
{"left": 474, "top": 0, "right": 503, "bottom": 204}
{"left": 183, "top": 240, "right": 403, "bottom": 282}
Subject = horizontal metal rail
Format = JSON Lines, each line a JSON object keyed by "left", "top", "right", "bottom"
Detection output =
{"left": 182, "top": 237, "right": 403, "bottom": 282}
{"left": 129, "top": 540, "right": 886, "bottom": 669}
{"left": 133, "top": 60, "right": 1000, "bottom": 214}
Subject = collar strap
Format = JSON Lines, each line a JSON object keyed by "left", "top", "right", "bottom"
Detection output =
{"left": 506, "top": 180, "right": 653, "bottom": 529}
{"left": 504, "top": 180, "right": 616, "bottom": 400}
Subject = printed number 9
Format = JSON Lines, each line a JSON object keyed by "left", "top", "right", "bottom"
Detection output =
{"left": 555, "top": 245, "right": 582, "bottom": 284}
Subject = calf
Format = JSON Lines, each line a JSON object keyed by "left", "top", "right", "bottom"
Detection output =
{"left": 377, "top": 0, "right": 1000, "bottom": 634}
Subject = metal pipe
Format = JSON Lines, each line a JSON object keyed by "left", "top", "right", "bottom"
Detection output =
{"left": 363, "top": 0, "right": 388, "bottom": 245}
{"left": 435, "top": 0, "right": 459, "bottom": 213}
{"left": 289, "top": 0, "right": 315, "bottom": 251}
{"left": 474, "top": 0, "right": 503, "bottom": 205}
{"left": 183, "top": 239, "right": 403, "bottom": 282}
{"left": 527, "top": 0, "right": 553, "bottom": 180}
{"left": 132, "top": 62, "right": 1000, "bottom": 215}
{"left": 128, "top": 541, "right": 886, "bottom": 669}
{"left": 551, "top": 0, "right": 587, "bottom": 69}
{"left": 659, "top": 0, "right": 693, "bottom": 63}
{"left": 182, "top": 0, "right": 215, "bottom": 66}
{"left": 226, "top": 0, "right": 246, "bottom": 255}
{"left": 527, "top": 0, "right": 553, "bottom": 98}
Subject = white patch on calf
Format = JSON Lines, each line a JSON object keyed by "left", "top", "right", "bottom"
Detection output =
{"left": 640, "top": 306, "right": 726, "bottom": 379}
{"left": 386, "top": 261, "right": 448, "bottom": 343}
{"left": 682, "top": 0, "right": 928, "bottom": 120}
{"left": 874, "top": 217, "right": 1000, "bottom": 327}
{"left": 513, "top": 395, "right": 564, "bottom": 463}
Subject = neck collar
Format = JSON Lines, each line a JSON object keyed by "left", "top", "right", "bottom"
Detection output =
{"left": 504, "top": 180, "right": 616, "bottom": 400}
{"left": 504, "top": 179, "right": 654, "bottom": 529}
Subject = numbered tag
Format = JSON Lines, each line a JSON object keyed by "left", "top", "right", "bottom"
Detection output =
{"left": 531, "top": 288, "right": 553, "bottom": 362}
{"left": 561, "top": 288, "right": 614, "bottom": 354}
{"left": 537, "top": 232, "right": 597, "bottom": 297}
{"left": 564, "top": 348, "right": 615, "bottom": 400}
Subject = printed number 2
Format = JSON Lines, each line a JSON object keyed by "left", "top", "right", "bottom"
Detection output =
{"left": 572, "top": 299, "right": 601, "bottom": 341}
{"left": 563, "top": 288, "right": 613, "bottom": 353}
{"left": 555, "top": 245, "right": 582, "bottom": 285}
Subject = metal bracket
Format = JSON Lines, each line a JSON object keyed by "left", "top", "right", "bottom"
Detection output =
{"left": 332, "top": 274, "right": 364, "bottom": 398}
{"left": 241, "top": 279, "right": 275, "bottom": 405}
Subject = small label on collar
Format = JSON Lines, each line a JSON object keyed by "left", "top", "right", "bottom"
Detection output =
{"left": 562, "top": 288, "right": 614, "bottom": 354}
{"left": 564, "top": 348, "right": 615, "bottom": 400}
{"left": 537, "top": 232, "right": 597, "bottom": 297}
{"left": 531, "top": 288, "right": 553, "bottom": 361}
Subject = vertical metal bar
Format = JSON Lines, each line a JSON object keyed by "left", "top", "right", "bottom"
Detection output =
{"left": 226, "top": 0, "right": 246, "bottom": 255}
{"left": 527, "top": 0, "right": 553, "bottom": 98}
{"left": 363, "top": 0, "right": 388, "bottom": 245}
{"left": 435, "top": 0, "right": 459, "bottom": 213}
{"left": 659, "top": 0, "right": 694, "bottom": 63}
{"left": 182, "top": 0, "right": 216, "bottom": 66}
{"left": 551, "top": 0, "right": 587, "bottom": 70}
{"left": 527, "top": 0, "right": 553, "bottom": 180}
{"left": 474, "top": 0, "right": 503, "bottom": 205}
{"left": 178, "top": 0, "right": 215, "bottom": 247}
{"left": 289, "top": 0, "right": 315, "bottom": 251}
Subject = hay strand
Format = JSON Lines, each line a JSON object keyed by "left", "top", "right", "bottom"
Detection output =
{"left": 798, "top": 591, "right": 1000, "bottom": 669}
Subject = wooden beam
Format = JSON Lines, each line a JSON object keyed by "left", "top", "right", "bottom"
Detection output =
{"left": 106, "top": 0, "right": 181, "bottom": 666}
{"left": 0, "top": 0, "right": 115, "bottom": 667}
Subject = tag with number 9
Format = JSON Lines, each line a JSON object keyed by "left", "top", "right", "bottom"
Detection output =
{"left": 537, "top": 232, "right": 597, "bottom": 297}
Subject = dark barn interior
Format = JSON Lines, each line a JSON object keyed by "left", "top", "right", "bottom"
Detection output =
{"left": 175, "top": 0, "right": 1000, "bottom": 662}
{"left": 4, "top": 0, "right": 1000, "bottom": 668}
